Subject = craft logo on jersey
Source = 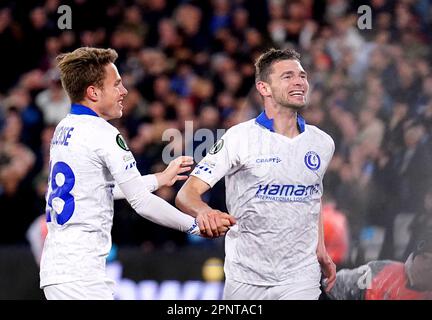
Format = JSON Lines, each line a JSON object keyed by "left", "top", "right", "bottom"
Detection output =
{"left": 255, "top": 156, "right": 282, "bottom": 164}
{"left": 304, "top": 151, "right": 321, "bottom": 171}
{"left": 116, "top": 134, "right": 130, "bottom": 151}
{"left": 209, "top": 139, "right": 224, "bottom": 155}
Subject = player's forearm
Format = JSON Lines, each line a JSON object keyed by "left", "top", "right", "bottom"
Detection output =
{"left": 113, "top": 174, "right": 158, "bottom": 200}
{"left": 117, "top": 176, "right": 199, "bottom": 235}
{"left": 175, "top": 187, "right": 213, "bottom": 218}
{"left": 317, "top": 201, "right": 327, "bottom": 255}
{"left": 133, "top": 191, "right": 199, "bottom": 234}
{"left": 154, "top": 172, "right": 167, "bottom": 189}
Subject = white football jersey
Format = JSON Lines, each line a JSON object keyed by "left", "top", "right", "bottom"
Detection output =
{"left": 191, "top": 112, "right": 335, "bottom": 285}
{"left": 40, "top": 104, "right": 141, "bottom": 288}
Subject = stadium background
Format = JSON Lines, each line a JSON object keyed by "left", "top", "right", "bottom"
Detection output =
{"left": 0, "top": 0, "right": 431, "bottom": 299}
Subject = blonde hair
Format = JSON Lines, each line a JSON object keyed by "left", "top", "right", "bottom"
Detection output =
{"left": 56, "top": 47, "right": 118, "bottom": 103}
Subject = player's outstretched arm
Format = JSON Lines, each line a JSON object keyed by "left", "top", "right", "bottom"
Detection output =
{"left": 118, "top": 174, "right": 203, "bottom": 235}
{"left": 112, "top": 156, "right": 194, "bottom": 200}
{"left": 176, "top": 176, "right": 236, "bottom": 237}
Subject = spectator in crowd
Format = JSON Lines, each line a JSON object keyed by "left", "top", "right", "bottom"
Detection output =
{"left": 328, "top": 227, "right": 432, "bottom": 300}
{"left": 35, "top": 69, "right": 70, "bottom": 125}
{"left": 322, "top": 197, "right": 350, "bottom": 267}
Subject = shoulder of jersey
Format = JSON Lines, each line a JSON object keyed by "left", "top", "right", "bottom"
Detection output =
{"left": 306, "top": 124, "right": 334, "bottom": 147}
{"left": 227, "top": 119, "right": 256, "bottom": 135}
{"left": 222, "top": 120, "right": 256, "bottom": 145}
{"left": 74, "top": 116, "right": 118, "bottom": 140}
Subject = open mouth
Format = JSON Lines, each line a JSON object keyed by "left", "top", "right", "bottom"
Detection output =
{"left": 289, "top": 90, "right": 305, "bottom": 97}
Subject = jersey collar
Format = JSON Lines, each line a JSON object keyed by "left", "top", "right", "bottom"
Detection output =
{"left": 70, "top": 104, "right": 99, "bottom": 117}
{"left": 255, "top": 111, "right": 305, "bottom": 133}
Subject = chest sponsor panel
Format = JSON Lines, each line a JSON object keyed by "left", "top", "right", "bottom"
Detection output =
{"left": 254, "top": 183, "right": 320, "bottom": 203}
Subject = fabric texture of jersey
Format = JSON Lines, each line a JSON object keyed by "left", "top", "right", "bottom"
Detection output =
{"left": 191, "top": 112, "right": 335, "bottom": 286}
{"left": 40, "top": 106, "right": 141, "bottom": 288}
{"left": 43, "top": 279, "right": 115, "bottom": 300}
{"left": 223, "top": 278, "right": 321, "bottom": 300}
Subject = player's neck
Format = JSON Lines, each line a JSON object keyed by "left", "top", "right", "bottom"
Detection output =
{"left": 265, "top": 107, "right": 300, "bottom": 138}
{"left": 77, "top": 100, "right": 102, "bottom": 118}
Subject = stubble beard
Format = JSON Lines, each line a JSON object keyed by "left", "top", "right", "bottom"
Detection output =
{"left": 276, "top": 93, "right": 306, "bottom": 111}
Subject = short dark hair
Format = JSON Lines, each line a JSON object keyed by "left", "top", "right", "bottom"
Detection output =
{"left": 56, "top": 47, "right": 118, "bottom": 103}
{"left": 255, "top": 48, "right": 301, "bottom": 83}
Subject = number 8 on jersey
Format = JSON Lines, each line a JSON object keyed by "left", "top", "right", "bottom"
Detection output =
{"left": 46, "top": 161, "right": 76, "bottom": 225}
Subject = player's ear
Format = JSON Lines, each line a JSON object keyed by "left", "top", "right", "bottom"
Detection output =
{"left": 256, "top": 81, "right": 271, "bottom": 97}
{"left": 86, "top": 85, "right": 99, "bottom": 102}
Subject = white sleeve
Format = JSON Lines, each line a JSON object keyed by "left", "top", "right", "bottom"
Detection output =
{"left": 190, "top": 127, "right": 241, "bottom": 187}
{"left": 118, "top": 175, "right": 200, "bottom": 235}
{"left": 95, "top": 127, "right": 142, "bottom": 185}
{"left": 113, "top": 174, "right": 158, "bottom": 200}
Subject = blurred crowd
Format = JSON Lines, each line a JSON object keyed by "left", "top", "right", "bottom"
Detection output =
{"left": 0, "top": 0, "right": 431, "bottom": 268}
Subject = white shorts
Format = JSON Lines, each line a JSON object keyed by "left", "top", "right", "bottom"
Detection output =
{"left": 223, "top": 279, "right": 321, "bottom": 300}
{"left": 43, "top": 279, "right": 115, "bottom": 300}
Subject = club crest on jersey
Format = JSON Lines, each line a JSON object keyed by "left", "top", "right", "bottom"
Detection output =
{"left": 116, "top": 134, "right": 130, "bottom": 151}
{"left": 209, "top": 139, "right": 224, "bottom": 155}
{"left": 304, "top": 151, "right": 321, "bottom": 171}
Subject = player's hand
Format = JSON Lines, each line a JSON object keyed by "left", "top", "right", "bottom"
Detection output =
{"left": 317, "top": 251, "right": 336, "bottom": 292}
{"left": 156, "top": 156, "right": 194, "bottom": 187}
{"left": 197, "top": 209, "right": 236, "bottom": 238}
